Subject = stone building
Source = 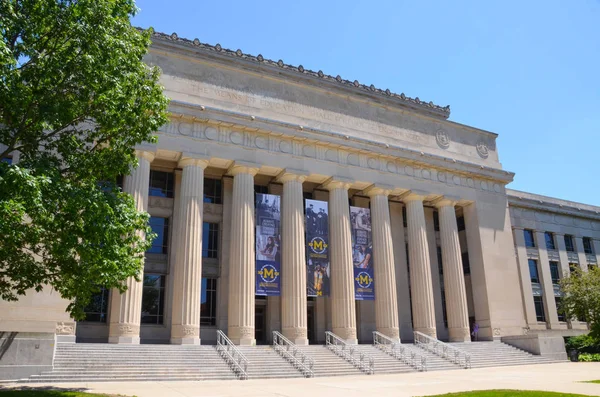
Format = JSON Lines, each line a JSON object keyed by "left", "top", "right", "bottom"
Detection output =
{"left": 1, "top": 31, "right": 597, "bottom": 378}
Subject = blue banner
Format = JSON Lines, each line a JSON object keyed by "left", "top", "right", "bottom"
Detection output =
{"left": 350, "top": 206, "right": 375, "bottom": 300}
{"left": 255, "top": 193, "right": 281, "bottom": 296}
{"left": 306, "top": 199, "right": 330, "bottom": 297}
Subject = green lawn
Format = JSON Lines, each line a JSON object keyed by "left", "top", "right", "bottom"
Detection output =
{"left": 425, "top": 391, "right": 594, "bottom": 397}
{"left": 0, "top": 390, "right": 128, "bottom": 397}
{"left": 584, "top": 380, "right": 600, "bottom": 384}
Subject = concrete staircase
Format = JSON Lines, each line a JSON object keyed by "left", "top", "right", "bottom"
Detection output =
{"left": 20, "top": 343, "right": 237, "bottom": 382}
{"left": 296, "top": 345, "right": 364, "bottom": 377}
{"left": 398, "top": 343, "right": 464, "bottom": 371}
{"left": 353, "top": 345, "right": 415, "bottom": 374}
{"left": 235, "top": 345, "right": 305, "bottom": 379}
{"left": 450, "top": 341, "right": 565, "bottom": 368}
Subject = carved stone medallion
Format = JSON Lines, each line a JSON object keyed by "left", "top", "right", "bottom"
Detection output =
{"left": 476, "top": 142, "right": 489, "bottom": 159}
{"left": 436, "top": 129, "right": 450, "bottom": 149}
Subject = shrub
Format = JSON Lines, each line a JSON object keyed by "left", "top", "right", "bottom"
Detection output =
{"left": 565, "top": 334, "right": 600, "bottom": 354}
{"left": 578, "top": 353, "right": 600, "bottom": 362}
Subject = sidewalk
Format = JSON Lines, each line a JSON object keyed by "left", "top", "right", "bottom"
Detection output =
{"left": 2, "top": 362, "right": 600, "bottom": 397}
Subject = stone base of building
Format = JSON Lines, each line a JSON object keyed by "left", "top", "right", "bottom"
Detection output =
{"left": 0, "top": 332, "right": 56, "bottom": 380}
{"left": 170, "top": 337, "right": 201, "bottom": 345}
{"left": 108, "top": 335, "right": 140, "bottom": 344}
{"left": 501, "top": 333, "right": 568, "bottom": 361}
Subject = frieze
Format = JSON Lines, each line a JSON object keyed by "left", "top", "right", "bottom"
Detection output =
{"left": 159, "top": 119, "right": 508, "bottom": 196}
{"left": 56, "top": 322, "right": 75, "bottom": 335}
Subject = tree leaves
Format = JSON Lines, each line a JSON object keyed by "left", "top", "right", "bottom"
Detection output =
{"left": 0, "top": 0, "right": 168, "bottom": 319}
{"left": 559, "top": 267, "right": 600, "bottom": 340}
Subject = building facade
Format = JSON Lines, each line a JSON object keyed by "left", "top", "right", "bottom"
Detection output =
{"left": 1, "top": 31, "right": 597, "bottom": 376}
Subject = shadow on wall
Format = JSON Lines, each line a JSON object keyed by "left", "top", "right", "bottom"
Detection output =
{"left": 0, "top": 331, "right": 17, "bottom": 360}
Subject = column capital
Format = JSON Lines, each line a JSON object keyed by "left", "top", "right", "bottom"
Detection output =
{"left": 178, "top": 153, "right": 210, "bottom": 169}
{"left": 433, "top": 195, "right": 461, "bottom": 208}
{"left": 229, "top": 161, "right": 260, "bottom": 177}
{"left": 135, "top": 149, "right": 155, "bottom": 163}
{"left": 276, "top": 168, "right": 309, "bottom": 184}
{"left": 512, "top": 226, "right": 525, "bottom": 231}
{"left": 402, "top": 189, "right": 430, "bottom": 202}
{"left": 323, "top": 176, "right": 353, "bottom": 191}
{"left": 364, "top": 183, "right": 394, "bottom": 198}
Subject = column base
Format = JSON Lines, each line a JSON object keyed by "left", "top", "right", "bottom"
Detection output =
{"left": 448, "top": 327, "right": 471, "bottom": 342}
{"left": 414, "top": 327, "right": 437, "bottom": 339}
{"left": 228, "top": 326, "right": 256, "bottom": 346}
{"left": 377, "top": 327, "right": 400, "bottom": 342}
{"left": 108, "top": 336, "right": 140, "bottom": 344}
{"left": 171, "top": 337, "right": 201, "bottom": 345}
{"left": 56, "top": 335, "right": 76, "bottom": 343}
{"left": 108, "top": 323, "right": 140, "bottom": 344}
{"left": 282, "top": 328, "right": 308, "bottom": 346}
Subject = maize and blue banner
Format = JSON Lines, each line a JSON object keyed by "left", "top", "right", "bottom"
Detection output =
{"left": 350, "top": 206, "right": 375, "bottom": 300}
{"left": 255, "top": 193, "right": 281, "bottom": 296}
{"left": 305, "top": 199, "right": 330, "bottom": 297}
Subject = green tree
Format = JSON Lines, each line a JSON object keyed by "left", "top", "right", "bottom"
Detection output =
{"left": 559, "top": 267, "right": 600, "bottom": 340}
{"left": 0, "top": 0, "right": 169, "bottom": 319}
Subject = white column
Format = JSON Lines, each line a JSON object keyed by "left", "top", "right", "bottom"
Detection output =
{"left": 366, "top": 187, "right": 400, "bottom": 341}
{"left": 108, "top": 149, "right": 154, "bottom": 344}
{"left": 404, "top": 192, "right": 437, "bottom": 338}
{"left": 535, "top": 230, "right": 560, "bottom": 328}
{"left": 436, "top": 199, "right": 470, "bottom": 342}
{"left": 574, "top": 237, "right": 589, "bottom": 272}
{"left": 325, "top": 180, "right": 357, "bottom": 343}
{"left": 170, "top": 156, "right": 209, "bottom": 344}
{"left": 280, "top": 172, "right": 308, "bottom": 344}
{"left": 513, "top": 227, "right": 538, "bottom": 326}
{"left": 227, "top": 164, "right": 259, "bottom": 345}
{"left": 594, "top": 239, "right": 600, "bottom": 267}
{"left": 217, "top": 177, "right": 233, "bottom": 331}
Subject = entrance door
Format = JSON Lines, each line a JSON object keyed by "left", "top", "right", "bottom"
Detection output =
{"left": 307, "top": 304, "right": 315, "bottom": 344}
{"left": 255, "top": 305, "right": 267, "bottom": 345}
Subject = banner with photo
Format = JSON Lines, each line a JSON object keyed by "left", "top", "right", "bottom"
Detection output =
{"left": 305, "top": 199, "right": 330, "bottom": 297}
{"left": 255, "top": 193, "right": 281, "bottom": 296}
{"left": 350, "top": 206, "right": 375, "bottom": 300}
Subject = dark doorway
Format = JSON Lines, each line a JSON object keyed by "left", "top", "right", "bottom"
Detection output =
{"left": 255, "top": 304, "right": 267, "bottom": 345}
{"left": 307, "top": 304, "right": 315, "bottom": 344}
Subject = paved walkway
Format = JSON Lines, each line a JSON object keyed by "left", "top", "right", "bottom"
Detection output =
{"left": 2, "top": 363, "right": 600, "bottom": 397}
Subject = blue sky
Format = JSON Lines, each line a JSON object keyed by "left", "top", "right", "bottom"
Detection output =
{"left": 133, "top": 0, "right": 600, "bottom": 206}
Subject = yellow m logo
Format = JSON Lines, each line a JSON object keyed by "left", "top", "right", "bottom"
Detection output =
{"left": 263, "top": 268, "right": 275, "bottom": 279}
{"left": 358, "top": 274, "right": 370, "bottom": 285}
{"left": 312, "top": 240, "right": 324, "bottom": 251}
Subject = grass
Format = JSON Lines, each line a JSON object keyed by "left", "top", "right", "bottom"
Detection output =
{"left": 583, "top": 380, "right": 600, "bottom": 384}
{"left": 425, "top": 391, "right": 594, "bottom": 397}
{"left": 0, "top": 390, "right": 129, "bottom": 397}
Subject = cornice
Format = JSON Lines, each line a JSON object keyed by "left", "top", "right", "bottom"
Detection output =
{"left": 147, "top": 29, "right": 451, "bottom": 120}
{"left": 166, "top": 100, "right": 514, "bottom": 186}
{"left": 508, "top": 189, "right": 600, "bottom": 221}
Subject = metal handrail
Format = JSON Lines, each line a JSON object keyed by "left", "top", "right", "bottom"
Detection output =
{"left": 413, "top": 331, "right": 471, "bottom": 369}
{"left": 216, "top": 330, "right": 249, "bottom": 379}
{"left": 325, "top": 331, "right": 374, "bottom": 374}
{"left": 272, "top": 331, "right": 315, "bottom": 377}
{"left": 373, "top": 331, "right": 427, "bottom": 371}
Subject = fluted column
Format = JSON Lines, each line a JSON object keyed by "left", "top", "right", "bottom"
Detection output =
{"left": 366, "top": 186, "right": 400, "bottom": 341}
{"left": 436, "top": 198, "right": 470, "bottom": 342}
{"left": 109, "top": 149, "right": 154, "bottom": 344}
{"left": 280, "top": 171, "right": 308, "bottom": 344}
{"left": 170, "top": 156, "right": 209, "bottom": 344}
{"left": 325, "top": 180, "right": 357, "bottom": 343}
{"left": 405, "top": 192, "right": 437, "bottom": 338}
{"left": 228, "top": 164, "right": 259, "bottom": 345}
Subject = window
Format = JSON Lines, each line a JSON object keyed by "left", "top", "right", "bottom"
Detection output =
{"left": 148, "top": 170, "right": 174, "bottom": 198}
{"left": 544, "top": 232, "right": 556, "bottom": 250}
{"left": 202, "top": 222, "right": 219, "bottom": 258}
{"left": 254, "top": 185, "right": 268, "bottom": 195}
{"left": 569, "top": 263, "right": 579, "bottom": 274}
{"left": 533, "top": 296, "right": 546, "bottom": 322}
{"left": 83, "top": 288, "right": 109, "bottom": 323}
{"left": 564, "top": 235, "right": 575, "bottom": 252}
{"left": 402, "top": 206, "right": 407, "bottom": 228}
{"left": 433, "top": 211, "right": 440, "bottom": 231}
{"left": 204, "top": 178, "right": 222, "bottom": 204}
{"left": 303, "top": 192, "right": 313, "bottom": 201}
{"left": 549, "top": 261, "right": 561, "bottom": 284}
{"left": 200, "top": 278, "right": 217, "bottom": 326}
{"left": 528, "top": 259, "right": 539, "bottom": 283}
{"left": 1, "top": 157, "right": 12, "bottom": 164}
{"left": 555, "top": 297, "right": 566, "bottom": 322}
{"left": 524, "top": 229, "right": 536, "bottom": 248}
{"left": 462, "top": 252, "right": 471, "bottom": 275}
{"left": 141, "top": 274, "right": 166, "bottom": 324}
{"left": 457, "top": 216, "right": 465, "bottom": 232}
{"left": 583, "top": 237, "right": 594, "bottom": 255}
{"left": 148, "top": 217, "right": 169, "bottom": 254}
{"left": 437, "top": 246, "right": 443, "bottom": 275}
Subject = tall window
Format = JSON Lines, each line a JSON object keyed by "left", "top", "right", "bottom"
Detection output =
{"left": 402, "top": 206, "right": 407, "bottom": 228}
{"left": 462, "top": 252, "right": 471, "bottom": 274}
{"left": 204, "top": 178, "right": 222, "bottom": 204}
{"left": 564, "top": 235, "right": 575, "bottom": 252}
{"left": 544, "top": 232, "right": 556, "bottom": 250}
{"left": 1, "top": 157, "right": 12, "bottom": 164}
{"left": 533, "top": 296, "right": 545, "bottom": 322}
{"left": 549, "top": 261, "right": 561, "bottom": 284}
{"left": 200, "top": 278, "right": 217, "bottom": 326}
{"left": 583, "top": 237, "right": 594, "bottom": 255}
{"left": 433, "top": 211, "right": 440, "bottom": 232}
{"left": 148, "top": 217, "right": 169, "bottom": 254}
{"left": 83, "top": 288, "right": 109, "bottom": 323}
{"left": 457, "top": 216, "right": 465, "bottom": 231}
{"left": 148, "top": 170, "right": 174, "bottom": 198}
{"left": 141, "top": 274, "right": 166, "bottom": 324}
{"left": 528, "top": 259, "right": 539, "bottom": 283}
{"left": 555, "top": 297, "right": 566, "bottom": 322}
{"left": 202, "top": 222, "right": 219, "bottom": 258}
{"left": 524, "top": 229, "right": 536, "bottom": 248}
